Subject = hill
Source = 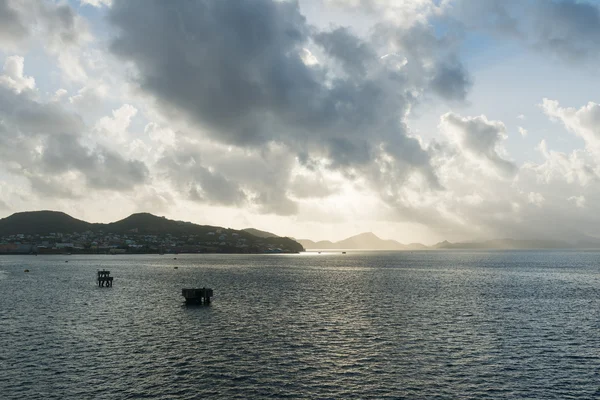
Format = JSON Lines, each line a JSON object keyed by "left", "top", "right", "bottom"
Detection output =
{"left": 0, "top": 210, "right": 95, "bottom": 236}
{"left": 0, "top": 211, "right": 304, "bottom": 253}
{"left": 242, "top": 228, "right": 280, "bottom": 238}
{"left": 298, "top": 232, "right": 426, "bottom": 250}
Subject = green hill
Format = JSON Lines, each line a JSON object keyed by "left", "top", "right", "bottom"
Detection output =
{"left": 0, "top": 210, "right": 95, "bottom": 236}
{"left": 242, "top": 228, "right": 280, "bottom": 238}
{"left": 0, "top": 211, "right": 304, "bottom": 253}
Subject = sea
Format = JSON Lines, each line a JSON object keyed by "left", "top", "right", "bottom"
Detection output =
{"left": 2, "top": 250, "right": 600, "bottom": 399}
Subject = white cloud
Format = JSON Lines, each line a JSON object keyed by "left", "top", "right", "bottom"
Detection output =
{"left": 80, "top": 0, "right": 112, "bottom": 7}
{"left": 69, "top": 84, "right": 108, "bottom": 111}
{"left": 518, "top": 126, "right": 528, "bottom": 137}
{"left": 323, "top": 0, "right": 439, "bottom": 25}
{"left": 541, "top": 98, "right": 600, "bottom": 154}
{"left": 0, "top": 55, "right": 35, "bottom": 93}
{"left": 568, "top": 195, "right": 586, "bottom": 208}
{"left": 52, "top": 88, "right": 68, "bottom": 102}
{"left": 145, "top": 122, "right": 176, "bottom": 147}
{"left": 94, "top": 104, "right": 137, "bottom": 141}
{"left": 528, "top": 140, "right": 596, "bottom": 186}
{"left": 300, "top": 48, "right": 319, "bottom": 65}
{"left": 527, "top": 192, "right": 545, "bottom": 206}
{"left": 440, "top": 112, "right": 517, "bottom": 177}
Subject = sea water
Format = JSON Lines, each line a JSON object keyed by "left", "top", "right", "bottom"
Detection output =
{"left": 1, "top": 251, "right": 600, "bottom": 399}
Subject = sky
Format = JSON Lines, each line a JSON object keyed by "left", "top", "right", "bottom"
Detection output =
{"left": 1, "top": 0, "right": 600, "bottom": 245}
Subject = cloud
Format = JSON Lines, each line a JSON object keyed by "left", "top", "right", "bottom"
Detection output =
{"left": 373, "top": 18, "right": 471, "bottom": 102}
{"left": 157, "top": 142, "right": 248, "bottom": 208}
{"left": 440, "top": 112, "right": 517, "bottom": 177}
{"left": 313, "top": 27, "right": 377, "bottom": 77}
{"left": 0, "top": 0, "right": 89, "bottom": 50}
{"left": 157, "top": 138, "right": 300, "bottom": 215}
{"left": 429, "top": 60, "right": 471, "bottom": 101}
{"left": 289, "top": 173, "right": 338, "bottom": 199}
{"left": 0, "top": 0, "right": 28, "bottom": 49}
{"left": 527, "top": 192, "right": 544, "bottom": 207}
{"left": 568, "top": 195, "right": 586, "bottom": 209}
{"left": 518, "top": 126, "right": 528, "bottom": 137}
{"left": 52, "top": 88, "right": 68, "bottom": 102}
{"left": 0, "top": 72, "right": 149, "bottom": 196}
{"left": 40, "top": 134, "right": 149, "bottom": 191}
{"left": 0, "top": 0, "right": 92, "bottom": 83}
{"left": 69, "top": 84, "right": 108, "bottom": 111}
{"left": 531, "top": 0, "right": 600, "bottom": 61}
{"left": 80, "top": 0, "right": 112, "bottom": 7}
{"left": 108, "top": 0, "right": 452, "bottom": 215}
{"left": 446, "top": 0, "right": 600, "bottom": 63}
{"left": 0, "top": 55, "right": 35, "bottom": 93}
{"left": 541, "top": 98, "right": 600, "bottom": 154}
{"left": 323, "top": 0, "right": 438, "bottom": 25}
{"left": 93, "top": 104, "right": 138, "bottom": 145}
{"left": 529, "top": 140, "right": 596, "bottom": 187}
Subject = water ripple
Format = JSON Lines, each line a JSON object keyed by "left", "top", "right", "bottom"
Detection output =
{"left": 1, "top": 251, "right": 600, "bottom": 398}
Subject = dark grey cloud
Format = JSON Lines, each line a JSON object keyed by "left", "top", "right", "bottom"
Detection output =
{"left": 0, "top": 86, "right": 149, "bottom": 196}
{"left": 430, "top": 60, "right": 470, "bottom": 101}
{"left": 109, "top": 0, "right": 444, "bottom": 209}
{"left": 0, "top": 0, "right": 28, "bottom": 46}
{"left": 371, "top": 18, "right": 471, "bottom": 102}
{"left": 110, "top": 0, "right": 311, "bottom": 147}
{"left": 159, "top": 149, "right": 246, "bottom": 207}
{"left": 41, "top": 134, "right": 149, "bottom": 191}
{"left": 313, "top": 27, "right": 376, "bottom": 77}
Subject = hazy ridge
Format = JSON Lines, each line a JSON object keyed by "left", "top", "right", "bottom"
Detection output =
{"left": 298, "top": 233, "right": 600, "bottom": 250}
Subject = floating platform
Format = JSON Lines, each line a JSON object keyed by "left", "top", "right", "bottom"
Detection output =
{"left": 182, "top": 288, "right": 213, "bottom": 304}
{"left": 97, "top": 270, "right": 113, "bottom": 287}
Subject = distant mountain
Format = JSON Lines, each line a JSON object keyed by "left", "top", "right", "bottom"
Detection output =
{"left": 298, "top": 232, "right": 587, "bottom": 251}
{"left": 298, "top": 239, "right": 335, "bottom": 249}
{"left": 243, "top": 228, "right": 279, "bottom": 238}
{"left": 433, "top": 238, "right": 573, "bottom": 249}
{"left": 0, "top": 211, "right": 304, "bottom": 252}
{"left": 298, "top": 232, "right": 426, "bottom": 250}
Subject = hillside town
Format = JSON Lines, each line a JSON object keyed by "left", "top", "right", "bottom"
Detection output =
{"left": 0, "top": 228, "right": 300, "bottom": 255}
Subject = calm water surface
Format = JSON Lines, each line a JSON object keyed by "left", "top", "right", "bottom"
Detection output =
{"left": 2, "top": 251, "right": 600, "bottom": 399}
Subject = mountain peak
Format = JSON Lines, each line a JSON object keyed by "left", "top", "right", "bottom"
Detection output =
{"left": 351, "top": 232, "right": 380, "bottom": 240}
{"left": 297, "top": 231, "right": 415, "bottom": 250}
